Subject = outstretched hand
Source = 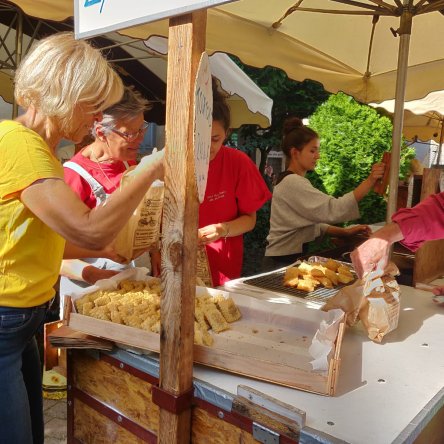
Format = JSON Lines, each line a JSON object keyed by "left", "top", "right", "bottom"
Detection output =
{"left": 136, "top": 148, "right": 165, "bottom": 180}
{"left": 432, "top": 286, "right": 444, "bottom": 296}
{"left": 350, "top": 237, "right": 390, "bottom": 279}
{"left": 82, "top": 266, "right": 119, "bottom": 284}
{"left": 368, "top": 162, "right": 386, "bottom": 183}
{"left": 344, "top": 224, "right": 372, "bottom": 237}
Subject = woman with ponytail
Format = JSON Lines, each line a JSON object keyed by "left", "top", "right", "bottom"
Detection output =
{"left": 263, "top": 117, "right": 385, "bottom": 272}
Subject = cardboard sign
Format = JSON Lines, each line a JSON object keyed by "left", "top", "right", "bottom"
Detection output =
{"left": 75, "top": 0, "right": 237, "bottom": 39}
{"left": 193, "top": 52, "right": 213, "bottom": 203}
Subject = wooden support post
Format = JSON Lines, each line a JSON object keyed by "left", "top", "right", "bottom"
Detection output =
{"left": 158, "top": 10, "right": 207, "bottom": 444}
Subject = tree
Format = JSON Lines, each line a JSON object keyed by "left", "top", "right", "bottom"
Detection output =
{"left": 228, "top": 62, "right": 330, "bottom": 277}
{"left": 231, "top": 61, "right": 330, "bottom": 176}
{"left": 308, "top": 93, "right": 416, "bottom": 224}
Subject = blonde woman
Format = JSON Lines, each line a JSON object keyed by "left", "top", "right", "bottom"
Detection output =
{"left": 0, "top": 33, "right": 163, "bottom": 444}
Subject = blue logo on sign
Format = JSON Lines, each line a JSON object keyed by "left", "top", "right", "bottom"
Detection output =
{"left": 84, "top": 0, "right": 106, "bottom": 13}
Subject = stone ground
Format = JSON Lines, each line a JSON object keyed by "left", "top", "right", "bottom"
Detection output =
{"left": 44, "top": 398, "right": 67, "bottom": 444}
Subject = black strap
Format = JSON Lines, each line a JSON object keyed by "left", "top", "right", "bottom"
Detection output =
{"left": 275, "top": 170, "right": 295, "bottom": 186}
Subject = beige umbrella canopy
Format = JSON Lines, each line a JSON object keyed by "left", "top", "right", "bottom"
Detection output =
{"left": 0, "top": 4, "right": 272, "bottom": 128}
{"left": 8, "top": 0, "right": 444, "bottom": 217}
{"left": 5, "top": 0, "right": 444, "bottom": 217}
{"left": 7, "top": 0, "right": 444, "bottom": 103}
{"left": 371, "top": 91, "right": 444, "bottom": 142}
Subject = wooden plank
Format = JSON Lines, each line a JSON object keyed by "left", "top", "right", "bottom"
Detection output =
{"left": 44, "top": 320, "right": 63, "bottom": 371}
{"left": 236, "top": 386, "right": 306, "bottom": 428}
{"left": 73, "top": 399, "right": 146, "bottom": 444}
{"left": 72, "top": 352, "right": 159, "bottom": 433}
{"left": 160, "top": 10, "right": 207, "bottom": 443}
{"left": 69, "top": 313, "right": 160, "bottom": 352}
{"left": 413, "top": 168, "right": 444, "bottom": 284}
{"left": 191, "top": 408, "right": 259, "bottom": 444}
{"left": 232, "top": 396, "right": 299, "bottom": 441}
{"left": 419, "top": 168, "right": 441, "bottom": 200}
{"left": 414, "top": 240, "right": 444, "bottom": 284}
{"left": 327, "top": 319, "right": 346, "bottom": 395}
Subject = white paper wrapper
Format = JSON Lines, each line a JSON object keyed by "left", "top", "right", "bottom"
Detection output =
{"left": 309, "top": 308, "right": 344, "bottom": 371}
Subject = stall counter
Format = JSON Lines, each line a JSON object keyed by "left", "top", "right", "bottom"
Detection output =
{"left": 67, "top": 284, "right": 444, "bottom": 444}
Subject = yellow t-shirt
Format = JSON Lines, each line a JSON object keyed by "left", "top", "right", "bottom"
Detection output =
{"left": 0, "top": 120, "right": 65, "bottom": 307}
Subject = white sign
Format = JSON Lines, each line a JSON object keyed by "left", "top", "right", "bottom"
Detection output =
{"left": 75, "top": 0, "right": 237, "bottom": 39}
{"left": 193, "top": 52, "right": 213, "bottom": 203}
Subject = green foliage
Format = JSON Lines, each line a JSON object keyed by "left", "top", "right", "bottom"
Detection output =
{"left": 230, "top": 60, "right": 331, "bottom": 275}
{"left": 308, "top": 93, "right": 416, "bottom": 224}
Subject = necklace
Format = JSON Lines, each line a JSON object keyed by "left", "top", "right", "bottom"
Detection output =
{"left": 90, "top": 149, "right": 115, "bottom": 189}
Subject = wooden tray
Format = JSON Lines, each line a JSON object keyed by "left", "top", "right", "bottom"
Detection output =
{"left": 67, "top": 288, "right": 345, "bottom": 395}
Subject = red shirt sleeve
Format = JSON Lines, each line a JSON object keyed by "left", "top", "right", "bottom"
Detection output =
{"left": 392, "top": 192, "right": 444, "bottom": 251}
{"left": 234, "top": 150, "right": 272, "bottom": 214}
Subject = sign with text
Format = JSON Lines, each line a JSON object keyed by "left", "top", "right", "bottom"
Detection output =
{"left": 193, "top": 52, "right": 212, "bottom": 203}
{"left": 75, "top": 0, "right": 237, "bottom": 39}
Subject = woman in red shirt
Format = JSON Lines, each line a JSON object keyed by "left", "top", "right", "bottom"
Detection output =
{"left": 198, "top": 86, "right": 272, "bottom": 286}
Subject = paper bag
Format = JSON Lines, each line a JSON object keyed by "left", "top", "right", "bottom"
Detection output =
{"left": 322, "top": 280, "right": 364, "bottom": 327}
{"left": 359, "top": 273, "right": 400, "bottom": 343}
{"left": 196, "top": 245, "right": 213, "bottom": 287}
{"left": 113, "top": 168, "right": 164, "bottom": 262}
{"left": 322, "top": 262, "right": 401, "bottom": 343}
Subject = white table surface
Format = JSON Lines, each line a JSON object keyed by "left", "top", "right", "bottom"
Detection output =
{"left": 193, "top": 284, "right": 444, "bottom": 444}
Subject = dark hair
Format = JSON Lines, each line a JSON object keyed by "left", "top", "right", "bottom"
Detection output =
{"left": 212, "top": 77, "right": 231, "bottom": 131}
{"left": 281, "top": 117, "right": 318, "bottom": 160}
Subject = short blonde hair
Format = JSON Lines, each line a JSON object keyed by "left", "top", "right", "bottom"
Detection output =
{"left": 15, "top": 33, "right": 123, "bottom": 129}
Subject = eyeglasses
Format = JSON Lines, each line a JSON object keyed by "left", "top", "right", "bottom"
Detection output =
{"left": 110, "top": 121, "right": 149, "bottom": 142}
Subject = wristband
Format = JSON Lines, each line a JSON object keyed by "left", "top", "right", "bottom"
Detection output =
{"left": 223, "top": 223, "right": 230, "bottom": 240}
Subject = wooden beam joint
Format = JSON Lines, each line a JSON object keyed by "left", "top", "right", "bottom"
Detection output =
{"left": 152, "top": 385, "right": 194, "bottom": 414}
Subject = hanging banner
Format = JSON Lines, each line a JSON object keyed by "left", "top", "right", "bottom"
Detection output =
{"left": 75, "top": 0, "right": 237, "bottom": 39}
{"left": 193, "top": 52, "right": 212, "bottom": 203}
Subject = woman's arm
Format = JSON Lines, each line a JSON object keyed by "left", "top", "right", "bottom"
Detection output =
{"left": 326, "top": 224, "right": 371, "bottom": 238}
{"left": 63, "top": 241, "right": 127, "bottom": 263}
{"left": 20, "top": 151, "right": 163, "bottom": 250}
{"left": 350, "top": 222, "right": 404, "bottom": 278}
{"left": 199, "top": 212, "right": 256, "bottom": 245}
{"left": 61, "top": 259, "right": 119, "bottom": 284}
{"left": 353, "top": 162, "right": 385, "bottom": 202}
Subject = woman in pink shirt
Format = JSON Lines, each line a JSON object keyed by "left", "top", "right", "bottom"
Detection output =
{"left": 351, "top": 192, "right": 444, "bottom": 295}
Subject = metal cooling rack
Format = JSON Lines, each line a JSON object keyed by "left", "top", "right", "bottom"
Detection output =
{"left": 243, "top": 269, "right": 351, "bottom": 304}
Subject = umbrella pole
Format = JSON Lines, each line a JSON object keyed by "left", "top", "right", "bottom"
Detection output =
{"left": 386, "top": 5, "right": 413, "bottom": 222}
{"left": 435, "top": 119, "right": 444, "bottom": 167}
{"left": 12, "top": 9, "right": 23, "bottom": 119}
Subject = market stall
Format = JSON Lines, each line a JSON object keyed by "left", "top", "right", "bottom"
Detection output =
{"left": 15, "top": 1, "right": 441, "bottom": 442}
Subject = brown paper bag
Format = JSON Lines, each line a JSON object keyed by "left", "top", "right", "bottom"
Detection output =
{"left": 113, "top": 169, "right": 164, "bottom": 262}
{"left": 322, "top": 263, "right": 400, "bottom": 342}
{"left": 359, "top": 274, "right": 400, "bottom": 343}
{"left": 196, "top": 245, "right": 213, "bottom": 287}
{"left": 321, "top": 280, "right": 365, "bottom": 326}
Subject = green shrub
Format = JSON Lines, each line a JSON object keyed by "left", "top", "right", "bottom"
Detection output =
{"left": 308, "top": 93, "right": 416, "bottom": 224}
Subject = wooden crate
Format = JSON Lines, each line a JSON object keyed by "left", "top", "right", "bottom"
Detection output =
{"left": 68, "top": 288, "right": 345, "bottom": 396}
